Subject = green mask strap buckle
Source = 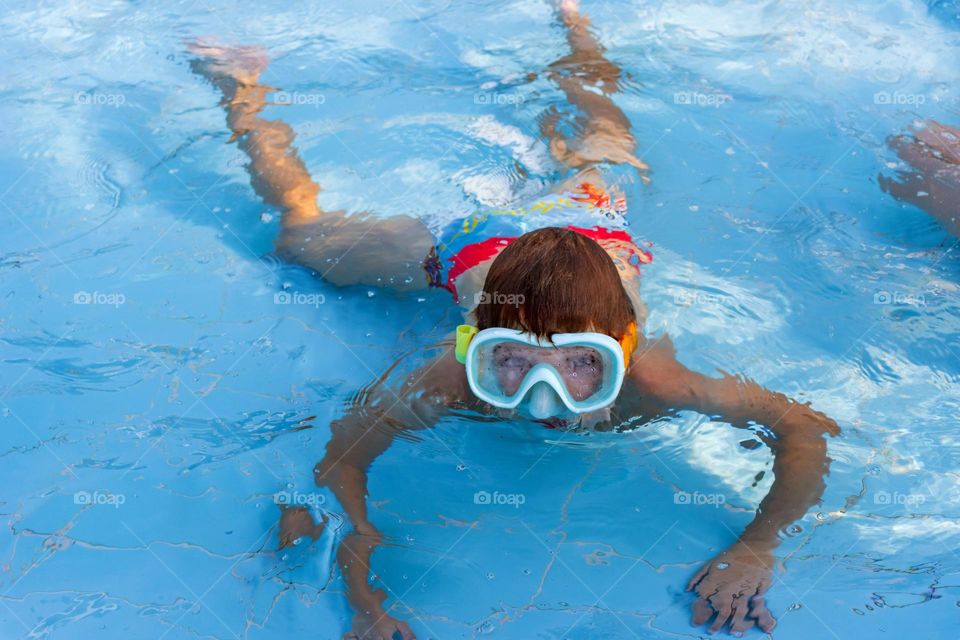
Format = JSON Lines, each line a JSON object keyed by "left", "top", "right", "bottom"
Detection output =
{"left": 455, "top": 324, "right": 479, "bottom": 364}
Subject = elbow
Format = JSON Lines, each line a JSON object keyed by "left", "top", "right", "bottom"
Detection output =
{"left": 774, "top": 429, "right": 832, "bottom": 476}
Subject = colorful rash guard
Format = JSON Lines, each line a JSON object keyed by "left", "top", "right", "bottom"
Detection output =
{"left": 422, "top": 181, "right": 653, "bottom": 303}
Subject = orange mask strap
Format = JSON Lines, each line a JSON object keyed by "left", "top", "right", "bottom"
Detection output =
{"left": 619, "top": 322, "right": 638, "bottom": 368}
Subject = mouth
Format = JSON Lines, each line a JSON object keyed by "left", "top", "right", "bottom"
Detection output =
{"left": 535, "top": 417, "right": 570, "bottom": 429}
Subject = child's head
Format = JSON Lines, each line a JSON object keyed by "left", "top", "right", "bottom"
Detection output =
{"left": 474, "top": 227, "right": 636, "bottom": 343}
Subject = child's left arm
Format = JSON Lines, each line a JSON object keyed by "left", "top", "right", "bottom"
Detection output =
{"left": 624, "top": 335, "right": 839, "bottom": 635}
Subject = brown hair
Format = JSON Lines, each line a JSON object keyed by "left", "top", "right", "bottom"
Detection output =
{"left": 473, "top": 227, "right": 636, "bottom": 341}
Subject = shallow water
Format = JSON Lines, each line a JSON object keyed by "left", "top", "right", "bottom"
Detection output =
{"left": 2, "top": 0, "right": 960, "bottom": 638}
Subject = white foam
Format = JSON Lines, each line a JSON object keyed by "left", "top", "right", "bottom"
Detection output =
{"left": 643, "top": 246, "right": 788, "bottom": 346}
{"left": 465, "top": 115, "right": 552, "bottom": 175}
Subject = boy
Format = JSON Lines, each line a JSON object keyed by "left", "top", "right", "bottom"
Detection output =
{"left": 189, "top": 2, "right": 839, "bottom": 637}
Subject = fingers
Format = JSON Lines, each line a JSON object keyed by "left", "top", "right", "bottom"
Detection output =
{"left": 694, "top": 592, "right": 767, "bottom": 636}
{"left": 757, "top": 573, "right": 773, "bottom": 597}
{"left": 730, "top": 615, "right": 755, "bottom": 637}
{"left": 891, "top": 133, "right": 952, "bottom": 175}
{"left": 707, "top": 597, "right": 733, "bottom": 634}
{"left": 750, "top": 596, "right": 777, "bottom": 633}
{"left": 394, "top": 621, "right": 417, "bottom": 640}
{"left": 728, "top": 596, "right": 754, "bottom": 637}
{"left": 880, "top": 171, "right": 933, "bottom": 209}
{"left": 914, "top": 121, "right": 960, "bottom": 164}
{"left": 627, "top": 154, "right": 650, "bottom": 172}
{"left": 692, "top": 598, "right": 714, "bottom": 626}
{"left": 686, "top": 564, "right": 710, "bottom": 591}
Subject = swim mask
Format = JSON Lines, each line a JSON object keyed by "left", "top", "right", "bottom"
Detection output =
{"left": 455, "top": 325, "right": 633, "bottom": 417}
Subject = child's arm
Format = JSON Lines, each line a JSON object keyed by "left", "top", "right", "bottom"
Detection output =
{"left": 311, "top": 347, "right": 468, "bottom": 640}
{"left": 880, "top": 119, "right": 960, "bottom": 238}
{"left": 188, "top": 41, "right": 434, "bottom": 291}
{"left": 623, "top": 335, "right": 839, "bottom": 635}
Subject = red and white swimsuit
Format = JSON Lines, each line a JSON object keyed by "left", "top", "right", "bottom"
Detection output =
{"left": 422, "top": 182, "right": 653, "bottom": 303}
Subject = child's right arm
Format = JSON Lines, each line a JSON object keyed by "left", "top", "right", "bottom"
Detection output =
{"left": 314, "top": 346, "right": 469, "bottom": 640}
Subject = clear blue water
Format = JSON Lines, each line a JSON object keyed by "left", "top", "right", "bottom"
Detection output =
{"left": 2, "top": 0, "right": 960, "bottom": 638}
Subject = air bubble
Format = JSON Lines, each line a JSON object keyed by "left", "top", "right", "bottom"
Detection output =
{"left": 716, "top": 562, "right": 729, "bottom": 570}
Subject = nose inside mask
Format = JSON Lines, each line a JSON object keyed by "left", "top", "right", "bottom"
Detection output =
{"left": 524, "top": 381, "right": 567, "bottom": 419}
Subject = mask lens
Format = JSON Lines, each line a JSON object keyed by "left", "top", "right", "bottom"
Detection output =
{"left": 489, "top": 343, "right": 536, "bottom": 396}
{"left": 555, "top": 346, "right": 605, "bottom": 401}
{"left": 475, "top": 342, "right": 607, "bottom": 402}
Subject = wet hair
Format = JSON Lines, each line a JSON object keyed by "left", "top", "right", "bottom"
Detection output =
{"left": 473, "top": 227, "right": 636, "bottom": 341}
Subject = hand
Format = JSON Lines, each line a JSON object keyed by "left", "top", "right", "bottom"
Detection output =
{"left": 687, "top": 542, "right": 776, "bottom": 635}
{"left": 880, "top": 120, "right": 960, "bottom": 237}
{"left": 781, "top": 402, "right": 840, "bottom": 437}
{"left": 277, "top": 505, "right": 328, "bottom": 549}
{"left": 344, "top": 609, "right": 416, "bottom": 640}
